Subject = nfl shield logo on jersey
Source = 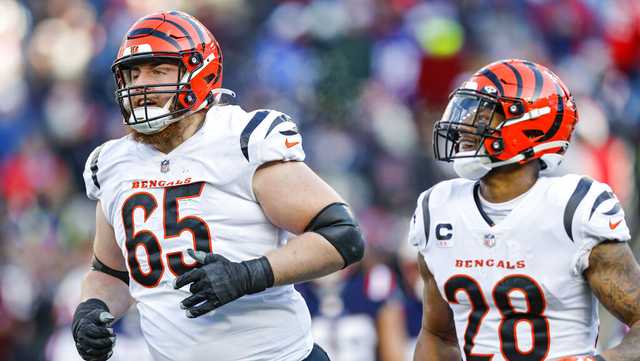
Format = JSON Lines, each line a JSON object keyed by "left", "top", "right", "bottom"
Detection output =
{"left": 161, "top": 159, "right": 170, "bottom": 173}
{"left": 483, "top": 233, "right": 496, "bottom": 248}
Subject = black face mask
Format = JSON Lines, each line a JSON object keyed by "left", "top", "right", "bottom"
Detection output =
{"left": 433, "top": 90, "right": 503, "bottom": 162}
{"left": 112, "top": 56, "right": 191, "bottom": 128}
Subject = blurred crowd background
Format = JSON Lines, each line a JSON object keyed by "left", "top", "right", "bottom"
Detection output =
{"left": 0, "top": 0, "right": 639, "bottom": 360}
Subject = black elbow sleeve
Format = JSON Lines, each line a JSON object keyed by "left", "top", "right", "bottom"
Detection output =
{"left": 92, "top": 256, "right": 129, "bottom": 285}
{"left": 305, "top": 202, "right": 365, "bottom": 268}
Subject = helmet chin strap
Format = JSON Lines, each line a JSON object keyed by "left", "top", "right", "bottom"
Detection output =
{"left": 453, "top": 140, "right": 569, "bottom": 180}
{"left": 128, "top": 88, "right": 236, "bottom": 135}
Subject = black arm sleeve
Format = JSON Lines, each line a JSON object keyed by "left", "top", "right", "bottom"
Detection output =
{"left": 305, "top": 202, "right": 365, "bottom": 268}
{"left": 91, "top": 256, "right": 129, "bottom": 285}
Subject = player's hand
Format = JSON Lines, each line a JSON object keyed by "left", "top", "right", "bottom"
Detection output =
{"left": 72, "top": 299, "right": 116, "bottom": 361}
{"left": 173, "top": 249, "right": 274, "bottom": 318}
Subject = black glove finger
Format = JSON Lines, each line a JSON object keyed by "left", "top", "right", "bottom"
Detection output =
{"left": 185, "top": 300, "right": 217, "bottom": 318}
{"left": 77, "top": 343, "right": 112, "bottom": 360}
{"left": 96, "top": 350, "right": 114, "bottom": 361}
{"left": 82, "top": 352, "right": 113, "bottom": 361}
{"left": 80, "top": 335, "right": 115, "bottom": 350}
{"left": 187, "top": 249, "right": 209, "bottom": 264}
{"left": 76, "top": 342, "right": 90, "bottom": 354}
{"left": 206, "top": 254, "right": 229, "bottom": 264}
{"left": 82, "top": 323, "right": 113, "bottom": 338}
{"left": 188, "top": 249, "right": 228, "bottom": 265}
{"left": 84, "top": 349, "right": 113, "bottom": 361}
{"left": 189, "top": 279, "right": 208, "bottom": 294}
{"left": 180, "top": 293, "right": 207, "bottom": 310}
{"left": 174, "top": 268, "right": 204, "bottom": 289}
{"left": 80, "top": 345, "right": 113, "bottom": 357}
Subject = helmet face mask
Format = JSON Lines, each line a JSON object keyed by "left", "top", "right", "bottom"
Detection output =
{"left": 114, "top": 57, "right": 197, "bottom": 133}
{"left": 433, "top": 90, "right": 503, "bottom": 162}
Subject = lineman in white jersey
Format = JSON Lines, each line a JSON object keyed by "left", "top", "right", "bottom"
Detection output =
{"left": 409, "top": 59, "right": 640, "bottom": 361}
{"left": 72, "top": 11, "right": 364, "bottom": 361}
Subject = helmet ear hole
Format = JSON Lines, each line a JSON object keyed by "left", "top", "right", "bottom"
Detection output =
{"left": 203, "top": 73, "right": 215, "bottom": 84}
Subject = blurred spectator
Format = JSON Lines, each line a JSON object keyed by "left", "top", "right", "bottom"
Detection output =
{"left": 296, "top": 259, "right": 405, "bottom": 361}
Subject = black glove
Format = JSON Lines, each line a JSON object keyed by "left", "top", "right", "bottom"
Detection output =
{"left": 72, "top": 298, "right": 116, "bottom": 361}
{"left": 174, "top": 249, "right": 274, "bottom": 318}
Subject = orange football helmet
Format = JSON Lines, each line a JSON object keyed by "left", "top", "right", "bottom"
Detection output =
{"left": 112, "top": 10, "right": 227, "bottom": 134}
{"left": 433, "top": 59, "right": 578, "bottom": 179}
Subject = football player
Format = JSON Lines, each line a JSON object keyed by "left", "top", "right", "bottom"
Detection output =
{"left": 409, "top": 59, "right": 640, "bottom": 360}
{"left": 71, "top": 11, "right": 364, "bottom": 361}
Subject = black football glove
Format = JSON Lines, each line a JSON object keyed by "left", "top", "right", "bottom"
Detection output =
{"left": 174, "top": 249, "right": 274, "bottom": 318}
{"left": 72, "top": 298, "right": 115, "bottom": 361}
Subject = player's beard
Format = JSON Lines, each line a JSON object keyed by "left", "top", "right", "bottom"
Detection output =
{"left": 127, "top": 120, "right": 185, "bottom": 147}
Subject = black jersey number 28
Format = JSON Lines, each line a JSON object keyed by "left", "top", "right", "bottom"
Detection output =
{"left": 444, "top": 274, "right": 550, "bottom": 361}
{"left": 121, "top": 182, "right": 212, "bottom": 287}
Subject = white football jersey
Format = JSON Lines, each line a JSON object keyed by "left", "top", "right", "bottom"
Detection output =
{"left": 82, "top": 105, "right": 314, "bottom": 361}
{"left": 408, "top": 175, "right": 631, "bottom": 361}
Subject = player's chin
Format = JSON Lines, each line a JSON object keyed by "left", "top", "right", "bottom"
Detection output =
{"left": 127, "top": 121, "right": 182, "bottom": 146}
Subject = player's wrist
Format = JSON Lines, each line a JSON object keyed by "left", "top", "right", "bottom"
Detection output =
{"left": 241, "top": 256, "right": 274, "bottom": 294}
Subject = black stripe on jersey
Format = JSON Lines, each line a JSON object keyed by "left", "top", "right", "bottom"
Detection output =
{"left": 421, "top": 188, "right": 434, "bottom": 246}
{"left": 523, "top": 61, "right": 544, "bottom": 101}
{"left": 128, "top": 28, "right": 181, "bottom": 50}
{"left": 603, "top": 203, "right": 622, "bottom": 216}
{"left": 92, "top": 256, "right": 129, "bottom": 285}
{"left": 279, "top": 130, "right": 298, "bottom": 136}
{"left": 264, "top": 114, "right": 291, "bottom": 138}
{"left": 589, "top": 190, "right": 614, "bottom": 220}
{"left": 473, "top": 183, "right": 495, "bottom": 227}
{"left": 503, "top": 61, "right": 523, "bottom": 98}
{"left": 564, "top": 177, "right": 593, "bottom": 242}
{"left": 89, "top": 144, "right": 105, "bottom": 189}
{"left": 480, "top": 69, "right": 504, "bottom": 96}
{"left": 240, "top": 110, "right": 270, "bottom": 161}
